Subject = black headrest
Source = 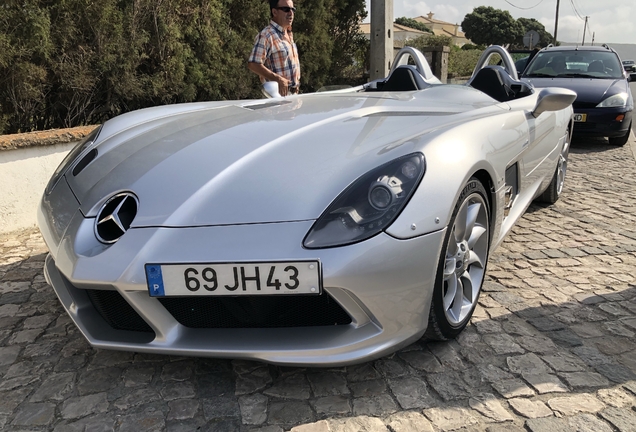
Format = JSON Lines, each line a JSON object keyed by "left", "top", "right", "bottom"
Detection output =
{"left": 469, "top": 66, "right": 515, "bottom": 102}
{"left": 383, "top": 65, "right": 426, "bottom": 91}
{"left": 588, "top": 60, "right": 604, "bottom": 73}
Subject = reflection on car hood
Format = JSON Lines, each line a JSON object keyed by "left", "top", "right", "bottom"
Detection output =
{"left": 66, "top": 87, "right": 502, "bottom": 227}
{"left": 522, "top": 77, "right": 629, "bottom": 105}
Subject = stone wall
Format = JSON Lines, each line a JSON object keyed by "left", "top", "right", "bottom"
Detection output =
{"left": 0, "top": 126, "right": 98, "bottom": 151}
{"left": 0, "top": 126, "right": 98, "bottom": 234}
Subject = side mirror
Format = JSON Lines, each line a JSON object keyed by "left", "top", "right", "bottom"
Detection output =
{"left": 262, "top": 81, "right": 281, "bottom": 98}
{"left": 532, "top": 88, "right": 577, "bottom": 118}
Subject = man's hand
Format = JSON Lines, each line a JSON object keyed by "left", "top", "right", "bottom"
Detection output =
{"left": 247, "top": 62, "right": 291, "bottom": 97}
{"left": 276, "top": 75, "right": 291, "bottom": 96}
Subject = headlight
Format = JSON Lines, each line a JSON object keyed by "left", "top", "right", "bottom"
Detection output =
{"left": 303, "top": 153, "right": 426, "bottom": 249}
{"left": 45, "top": 125, "right": 102, "bottom": 195}
{"left": 596, "top": 93, "right": 628, "bottom": 108}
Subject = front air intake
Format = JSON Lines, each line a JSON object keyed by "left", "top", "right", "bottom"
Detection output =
{"left": 159, "top": 293, "right": 352, "bottom": 328}
{"left": 86, "top": 289, "right": 154, "bottom": 334}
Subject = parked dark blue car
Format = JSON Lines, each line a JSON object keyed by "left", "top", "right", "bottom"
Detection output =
{"left": 521, "top": 45, "right": 633, "bottom": 146}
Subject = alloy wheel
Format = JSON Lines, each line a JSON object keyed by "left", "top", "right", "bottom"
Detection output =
{"left": 442, "top": 192, "right": 490, "bottom": 326}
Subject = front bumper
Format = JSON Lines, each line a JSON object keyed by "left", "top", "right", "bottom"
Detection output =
{"left": 41, "top": 207, "right": 446, "bottom": 366}
{"left": 572, "top": 107, "right": 633, "bottom": 138}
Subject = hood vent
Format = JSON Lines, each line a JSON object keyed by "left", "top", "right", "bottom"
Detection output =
{"left": 363, "top": 111, "right": 454, "bottom": 117}
{"left": 73, "top": 148, "right": 98, "bottom": 176}
{"left": 244, "top": 100, "right": 292, "bottom": 110}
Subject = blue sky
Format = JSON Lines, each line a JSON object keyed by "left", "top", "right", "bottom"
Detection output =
{"left": 364, "top": 0, "right": 635, "bottom": 44}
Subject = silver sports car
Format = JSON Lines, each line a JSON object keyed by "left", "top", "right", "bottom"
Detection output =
{"left": 38, "top": 46, "right": 575, "bottom": 366}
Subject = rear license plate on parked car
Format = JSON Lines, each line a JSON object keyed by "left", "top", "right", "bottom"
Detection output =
{"left": 146, "top": 261, "right": 321, "bottom": 297}
{"left": 573, "top": 113, "right": 587, "bottom": 122}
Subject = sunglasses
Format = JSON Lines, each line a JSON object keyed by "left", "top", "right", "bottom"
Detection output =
{"left": 275, "top": 6, "right": 296, "bottom": 13}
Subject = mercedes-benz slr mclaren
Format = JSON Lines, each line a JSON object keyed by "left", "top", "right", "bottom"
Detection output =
{"left": 38, "top": 46, "right": 575, "bottom": 366}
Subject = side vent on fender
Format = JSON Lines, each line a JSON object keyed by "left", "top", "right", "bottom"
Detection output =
{"left": 504, "top": 163, "right": 519, "bottom": 217}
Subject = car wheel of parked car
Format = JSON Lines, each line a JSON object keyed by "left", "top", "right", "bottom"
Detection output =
{"left": 608, "top": 121, "right": 632, "bottom": 147}
{"left": 538, "top": 129, "right": 570, "bottom": 204}
{"left": 426, "top": 177, "right": 490, "bottom": 340}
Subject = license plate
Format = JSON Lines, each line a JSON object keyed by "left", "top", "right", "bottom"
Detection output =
{"left": 146, "top": 261, "right": 321, "bottom": 297}
{"left": 573, "top": 113, "right": 587, "bottom": 122}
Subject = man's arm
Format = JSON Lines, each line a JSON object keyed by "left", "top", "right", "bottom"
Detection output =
{"left": 247, "top": 62, "right": 291, "bottom": 96}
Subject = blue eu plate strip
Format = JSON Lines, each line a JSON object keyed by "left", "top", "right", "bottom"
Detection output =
{"left": 146, "top": 265, "right": 165, "bottom": 297}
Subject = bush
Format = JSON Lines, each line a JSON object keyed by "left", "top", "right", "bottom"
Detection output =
{"left": 0, "top": 0, "right": 367, "bottom": 134}
{"left": 449, "top": 49, "right": 483, "bottom": 77}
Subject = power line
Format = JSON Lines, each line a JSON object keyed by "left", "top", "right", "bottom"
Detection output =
{"left": 503, "top": 0, "right": 544, "bottom": 10}
{"left": 568, "top": 0, "right": 585, "bottom": 21}
{"left": 569, "top": 0, "right": 593, "bottom": 42}
{"left": 571, "top": 0, "right": 587, "bottom": 16}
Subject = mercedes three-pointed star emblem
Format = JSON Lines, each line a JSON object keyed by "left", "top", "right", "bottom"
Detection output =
{"left": 94, "top": 192, "right": 139, "bottom": 244}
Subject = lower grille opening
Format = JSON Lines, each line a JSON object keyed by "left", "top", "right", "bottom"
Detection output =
{"left": 159, "top": 293, "right": 352, "bottom": 329}
{"left": 575, "top": 122, "right": 597, "bottom": 130}
{"left": 86, "top": 290, "right": 154, "bottom": 333}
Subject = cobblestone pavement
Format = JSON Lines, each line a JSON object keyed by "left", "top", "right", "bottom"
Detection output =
{"left": 2, "top": 136, "right": 636, "bottom": 432}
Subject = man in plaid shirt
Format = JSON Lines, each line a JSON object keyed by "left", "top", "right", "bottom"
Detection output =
{"left": 248, "top": 0, "right": 300, "bottom": 96}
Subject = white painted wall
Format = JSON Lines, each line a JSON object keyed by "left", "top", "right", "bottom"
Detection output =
{"left": 0, "top": 143, "right": 75, "bottom": 234}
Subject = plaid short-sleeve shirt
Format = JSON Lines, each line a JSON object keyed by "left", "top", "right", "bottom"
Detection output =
{"left": 248, "top": 21, "right": 300, "bottom": 88}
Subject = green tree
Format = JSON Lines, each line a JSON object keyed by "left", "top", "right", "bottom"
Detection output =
{"left": 294, "top": 0, "right": 368, "bottom": 90}
{"left": 461, "top": 43, "right": 485, "bottom": 50}
{"left": 0, "top": 0, "right": 53, "bottom": 132}
{"left": 515, "top": 18, "right": 552, "bottom": 49}
{"left": 0, "top": 0, "right": 368, "bottom": 134}
{"left": 461, "top": 6, "right": 523, "bottom": 46}
{"left": 327, "top": 0, "right": 369, "bottom": 86}
{"left": 394, "top": 17, "right": 432, "bottom": 34}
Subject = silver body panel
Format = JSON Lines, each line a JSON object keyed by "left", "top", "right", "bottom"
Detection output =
{"left": 38, "top": 48, "right": 574, "bottom": 365}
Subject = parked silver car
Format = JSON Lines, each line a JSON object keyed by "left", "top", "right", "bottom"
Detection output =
{"left": 38, "top": 46, "right": 575, "bottom": 366}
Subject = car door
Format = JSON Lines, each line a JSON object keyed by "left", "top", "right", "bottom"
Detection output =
{"left": 507, "top": 95, "right": 560, "bottom": 191}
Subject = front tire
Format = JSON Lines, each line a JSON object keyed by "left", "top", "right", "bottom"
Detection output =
{"left": 537, "top": 129, "right": 570, "bottom": 204}
{"left": 608, "top": 121, "right": 631, "bottom": 147}
{"left": 425, "top": 178, "right": 491, "bottom": 340}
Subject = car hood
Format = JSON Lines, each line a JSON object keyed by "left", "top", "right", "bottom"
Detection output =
{"left": 522, "top": 77, "right": 628, "bottom": 105}
{"left": 68, "top": 87, "right": 503, "bottom": 227}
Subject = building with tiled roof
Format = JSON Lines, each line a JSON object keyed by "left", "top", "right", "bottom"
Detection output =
{"left": 413, "top": 12, "right": 471, "bottom": 47}
{"left": 358, "top": 22, "right": 428, "bottom": 43}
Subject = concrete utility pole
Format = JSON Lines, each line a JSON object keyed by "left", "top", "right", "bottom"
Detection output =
{"left": 582, "top": 16, "right": 588, "bottom": 46}
{"left": 553, "top": 0, "right": 560, "bottom": 44}
{"left": 369, "top": 0, "right": 393, "bottom": 81}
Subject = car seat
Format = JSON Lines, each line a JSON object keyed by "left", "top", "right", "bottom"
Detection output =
{"left": 382, "top": 65, "right": 426, "bottom": 91}
{"left": 548, "top": 56, "right": 567, "bottom": 74}
{"left": 588, "top": 60, "right": 605, "bottom": 73}
{"left": 469, "top": 66, "right": 516, "bottom": 102}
